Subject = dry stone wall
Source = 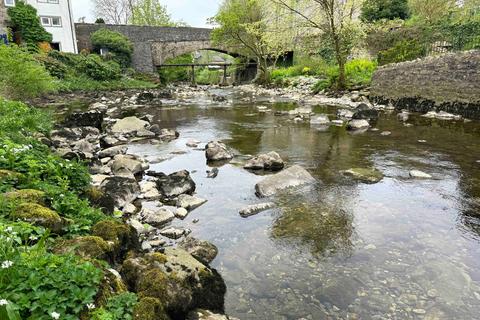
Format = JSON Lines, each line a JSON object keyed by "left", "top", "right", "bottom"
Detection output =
{"left": 370, "top": 50, "right": 480, "bottom": 119}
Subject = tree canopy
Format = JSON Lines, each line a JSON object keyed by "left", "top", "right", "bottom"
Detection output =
{"left": 361, "top": 0, "right": 410, "bottom": 22}
{"left": 130, "top": 0, "right": 177, "bottom": 26}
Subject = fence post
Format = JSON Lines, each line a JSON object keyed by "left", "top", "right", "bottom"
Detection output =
{"left": 191, "top": 65, "right": 196, "bottom": 86}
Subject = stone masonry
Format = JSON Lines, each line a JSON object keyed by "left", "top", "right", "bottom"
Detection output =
{"left": 75, "top": 23, "right": 219, "bottom": 73}
{"left": 371, "top": 50, "right": 480, "bottom": 119}
{"left": 0, "top": 2, "right": 8, "bottom": 35}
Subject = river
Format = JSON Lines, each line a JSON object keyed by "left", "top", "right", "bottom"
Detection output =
{"left": 71, "top": 86, "right": 480, "bottom": 319}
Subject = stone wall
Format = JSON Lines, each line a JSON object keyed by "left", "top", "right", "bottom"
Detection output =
{"left": 75, "top": 23, "right": 212, "bottom": 73}
{"left": 0, "top": 2, "right": 8, "bottom": 35}
{"left": 370, "top": 50, "right": 480, "bottom": 119}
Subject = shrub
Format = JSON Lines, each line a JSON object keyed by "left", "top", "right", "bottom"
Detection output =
{"left": 78, "top": 54, "right": 122, "bottom": 81}
{"left": 378, "top": 39, "right": 426, "bottom": 65}
{"left": 158, "top": 53, "right": 193, "bottom": 83}
{"left": 360, "top": 0, "right": 410, "bottom": 22}
{"left": 7, "top": 0, "right": 52, "bottom": 48}
{"left": 196, "top": 68, "right": 222, "bottom": 85}
{"left": 91, "top": 29, "right": 133, "bottom": 68}
{"left": 0, "top": 44, "right": 56, "bottom": 99}
{"left": 35, "top": 54, "right": 69, "bottom": 79}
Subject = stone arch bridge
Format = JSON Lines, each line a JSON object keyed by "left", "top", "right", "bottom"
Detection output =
{"left": 75, "top": 23, "right": 245, "bottom": 74}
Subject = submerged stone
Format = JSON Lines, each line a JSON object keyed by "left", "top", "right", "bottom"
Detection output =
{"left": 342, "top": 168, "right": 384, "bottom": 184}
{"left": 239, "top": 202, "right": 275, "bottom": 217}
{"left": 409, "top": 170, "right": 432, "bottom": 179}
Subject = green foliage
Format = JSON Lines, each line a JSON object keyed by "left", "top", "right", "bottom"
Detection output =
{"left": 6, "top": 0, "right": 52, "bottom": 48}
{"left": 378, "top": 39, "right": 426, "bottom": 65}
{"left": 130, "top": 0, "right": 176, "bottom": 26}
{"left": 91, "top": 293, "right": 138, "bottom": 320}
{"left": 0, "top": 225, "right": 103, "bottom": 320}
{"left": 0, "top": 99, "right": 52, "bottom": 141}
{"left": 58, "top": 75, "right": 157, "bottom": 92}
{"left": 196, "top": 68, "right": 223, "bottom": 85}
{"left": 0, "top": 44, "right": 56, "bottom": 100}
{"left": 91, "top": 29, "right": 133, "bottom": 68}
{"left": 78, "top": 54, "right": 122, "bottom": 81}
{"left": 361, "top": 0, "right": 410, "bottom": 22}
{"left": 158, "top": 53, "right": 193, "bottom": 83}
{"left": 313, "top": 59, "right": 377, "bottom": 92}
{"left": 270, "top": 56, "right": 328, "bottom": 82}
{"left": 35, "top": 54, "right": 69, "bottom": 79}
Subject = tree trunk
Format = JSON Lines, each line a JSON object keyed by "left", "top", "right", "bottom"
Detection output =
{"left": 254, "top": 57, "right": 270, "bottom": 84}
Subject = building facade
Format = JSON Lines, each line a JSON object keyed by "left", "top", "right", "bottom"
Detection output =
{"left": 1, "top": 0, "right": 77, "bottom": 52}
{"left": 0, "top": 1, "right": 9, "bottom": 43}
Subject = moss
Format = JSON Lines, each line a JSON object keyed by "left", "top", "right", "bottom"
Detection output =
{"left": 133, "top": 297, "right": 169, "bottom": 320}
{"left": 0, "top": 169, "right": 22, "bottom": 180}
{"left": 148, "top": 252, "right": 167, "bottom": 264}
{"left": 342, "top": 168, "right": 384, "bottom": 184}
{"left": 137, "top": 269, "right": 169, "bottom": 299}
{"left": 85, "top": 186, "right": 104, "bottom": 202}
{"left": 4, "top": 189, "right": 46, "bottom": 205}
{"left": 95, "top": 269, "right": 128, "bottom": 307}
{"left": 55, "top": 236, "right": 113, "bottom": 262}
{"left": 92, "top": 220, "right": 138, "bottom": 260}
{"left": 11, "top": 203, "right": 64, "bottom": 232}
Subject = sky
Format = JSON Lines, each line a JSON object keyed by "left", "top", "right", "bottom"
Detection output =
{"left": 72, "top": 0, "right": 222, "bottom": 28}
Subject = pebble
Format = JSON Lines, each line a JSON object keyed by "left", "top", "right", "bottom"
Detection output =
{"left": 381, "top": 131, "right": 392, "bottom": 136}
{"left": 418, "top": 140, "right": 427, "bottom": 143}
{"left": 192, "top": 218, "right": 199, "bottom": 223}
{"left": 474, "top": 292, "right": 480, "bottom": 300}
{"left": 427, "top": 289, "right": 437, "bottom": 298}
{"left": 364, "top": 244, "right": 377, "bottom": 250}
{"left": 413, "top": 309, "right": 426, "bottom": 315}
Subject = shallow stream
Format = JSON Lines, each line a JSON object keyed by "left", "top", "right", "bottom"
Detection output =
{"left": 96, "top": 87, "right": 480, "bottom": 319}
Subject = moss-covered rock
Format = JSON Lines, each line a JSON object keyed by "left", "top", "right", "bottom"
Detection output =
{"left": 4, "top": 189, "right": 46, "bottom": 205}
{"left": 121, "top": 248, "right": 226, "bottom": 319}
{"left": 341, "top": 168, "right": 384, "bottom": 184}
{"left": 85, "top": 187, "right": 115, "bottom": 214}
{"left": 92, "top": 220, "right": 139, "bottom": 261}
{"left": 11, "top": 203, "right": 65, "bottom": 233}
{"left": 55, "top": 236, "right": 114, "bottom": 262}
{"left": 133, "top": 297, "right": 169, "bottom": 320}
{"left": 95, "top": 268, "right": 128, "bottom": 307}
{"left": 0, "top": 169, "right": 22, "bottom": 181}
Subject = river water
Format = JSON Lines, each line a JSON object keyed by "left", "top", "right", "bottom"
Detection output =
{"left": 114, "top": 87, "right": 480, "bottom": 319}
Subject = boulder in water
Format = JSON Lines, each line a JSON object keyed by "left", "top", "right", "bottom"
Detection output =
{"left": 255, "top": 165, "right": 315, "bottom": 197}
{"left": 205, "top": 141, "right": 234, "bottom": 162}
{"left": 244, "top": 151, "right": 284, "bottom": 171}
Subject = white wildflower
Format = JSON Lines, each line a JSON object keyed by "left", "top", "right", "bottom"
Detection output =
{"left": 5, "top": 227, "right": 13, "bottom": 233}
{"left": 51, "top": 311, "right": 60, "bottom": 319}
{"left": 87, "top": 303, "right": 95, "bottom": 310}
{"left": 0, "top": 299, "right": 8, "bottom": 306}
{"left": 29, "top": 235, "right": 38, "bottom": 241}
{"left": 1, "top": 260, "right": 13, "bottom": 269}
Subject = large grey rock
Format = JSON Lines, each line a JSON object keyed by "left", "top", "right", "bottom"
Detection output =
{"left": 100, "top": 176, "right": 140, "bottom": 209}
{"left": 239, "top": 202, "right": 275, "bottom": 217}
{"left": 176, "top": 194, "right": 207, "bottom": 211}
{"left": 160, "top": 227, "right": 187, "bottom": 240}
{"left": 111, "top": 154, "right": 149, "bottom": 176}
{"left": 205, "top": 141, "right": 234, "bottom": 161}
{"left": 140, "top": 181, "right": 161, "bottom": 200}
{"left": 179, "top": 237, "right": 218, "bottom": 265}
{"left": 244, "top": 151, "right": 284, "bottom": 171}
{"left": 98, "top": 145, "right": 127, "bottom": 158}
{"left": 347, "top": 119, "right": 370, "bottom": 130}
{"left": 64, "top": 111, "right": 104, "bottom": 131}
{"left": 140, "top": 207, "right": 175, "bottom": 227}
{"left": 155, "top": 170, "right": 196, "bottom": 202}
{"left": 352, "top": 103, "right": 379, "bottom": 121}
{"left": 255, "top": 165, "right": 315, "bottom": 197}
{"left": 111, "top": 116, "right": 149, "bottom": 135}
{"left": 121, "top": 248, "right": 226, "bottom": 318}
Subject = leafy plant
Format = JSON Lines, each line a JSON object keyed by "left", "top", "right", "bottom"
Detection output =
{"left": 361, "top": 0, "right": 410, "bottom": 22}
{"left": 91, "top": 29, "right": 133, "bottom": 68}
{"left": 6, "top": 0, "right": 52, "bottom": 49}
{"left": 378, "top": 39, "right": 426, "bottom": 65}
{"left": 78, "top": 54, "right": 122, "bottom": 81}
{"left": 35, "top": 54, "right": 69, "bottom": 79}
{"left": 0, "top": 44, "right": 56, "bottom": 100}
{"left": 158, "top": 53, "right": 193, "bottom": 84}
{"left": 91, "top": 293, "right": 138, "bottom": 320}
{"left": 313, "top": 59, "right": 377, "bottom": 92}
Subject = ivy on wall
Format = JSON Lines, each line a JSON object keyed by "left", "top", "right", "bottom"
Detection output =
{"left": 7, "top": 0, "right": 52, "bottom": 49}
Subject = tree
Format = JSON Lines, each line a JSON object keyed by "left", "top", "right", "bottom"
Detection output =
{"left": 90, "top": 28, "right": 133, "bottom": 67}
{"left": 361, "top": 0, "right": 410, "bottom": 22}
{"left": 7, "top": 0, "right": 52, "bottom": 48}
{"left": 211, "top": 0, "right": 273, "bottom": 84}
{"left": 130, "top": 0, "right": 176, "bottom": 26}
{"left": 271, "top": 0, "right": 364, "bottom": 90}
{"left": 93, "top": 0, "right": 135, "bottom": 24}
{"left": 408, "top": 0, "right": 457, "bottom": 24}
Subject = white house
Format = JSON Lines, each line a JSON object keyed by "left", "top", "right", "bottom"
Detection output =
{"left": 1, "top": 0, "right": 77, "bottom": 52}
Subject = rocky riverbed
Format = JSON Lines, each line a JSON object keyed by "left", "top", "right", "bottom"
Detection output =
{"left": 36, "top": 84, "right": 480, "bottom": 319}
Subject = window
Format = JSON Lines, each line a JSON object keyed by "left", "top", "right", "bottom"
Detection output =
{"left": 40, "top": 16, "right": 62, "bottom": 27}
{"left": 37, "top": 0, "right": 59, "bottom": 3}
{"left": 4, "top": 0, "right": 15, "bottom": 7}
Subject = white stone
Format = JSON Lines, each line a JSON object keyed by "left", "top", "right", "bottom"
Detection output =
{"left": 239, "top": 203, "right": 275, "bottom": 217}
{"left": 176, "top": 194, "right": 207, "bottom": 211}
{"left": 409, "top": 170, "right": 432, "bottom": 179}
